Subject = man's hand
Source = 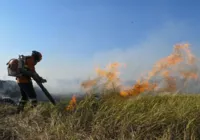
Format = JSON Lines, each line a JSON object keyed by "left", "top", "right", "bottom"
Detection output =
{"left": 40, "top": 78, "right": 47, "bottom": 83}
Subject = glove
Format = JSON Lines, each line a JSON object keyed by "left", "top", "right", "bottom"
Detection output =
{"left": 37, "top": 76, "right": 47, "bottom": 83}
{"left": 40, "top": 78, "right": 47, "bottom": 83}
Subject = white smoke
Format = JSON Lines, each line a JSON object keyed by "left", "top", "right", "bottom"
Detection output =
{"left": 1, "top": 21, "right": 200, "bottom": 94}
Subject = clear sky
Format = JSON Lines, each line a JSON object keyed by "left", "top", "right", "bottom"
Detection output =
{"left": 1, "top": 0, "right": 200, "bottom": 93}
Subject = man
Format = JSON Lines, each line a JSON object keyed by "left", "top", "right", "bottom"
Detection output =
{"left": 16, "top": 50, "right": 46, "bottom": 113}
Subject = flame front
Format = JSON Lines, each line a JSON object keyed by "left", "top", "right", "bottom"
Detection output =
{"left": 79, "top": 43, "right": 199, "bottom": 99}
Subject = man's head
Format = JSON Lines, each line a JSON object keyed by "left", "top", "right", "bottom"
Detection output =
{"left": 31, "top": 50, "right": 42, "bottom": 65}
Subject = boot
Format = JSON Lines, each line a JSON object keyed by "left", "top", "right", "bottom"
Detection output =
{"left": 16, "top": 100, "right": 27, "bottom": 114}
{"left": 30, "top": 99, "right": 38, "bottom": 108}
{"left": 16, "top": 104, "right": 25, "bottom": 114}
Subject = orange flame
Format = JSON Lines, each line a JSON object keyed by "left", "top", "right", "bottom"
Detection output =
{"left": 81, "top": 62, "right": 122, "bottom": 91}
{"left": 120, "top": 43, "right": 199, "bottom": 96}
{"left": 66, "top": 95, "right": 77, "bottom": 111}
{"left": 120, "top": 80, "right": 157, "bottom": 96}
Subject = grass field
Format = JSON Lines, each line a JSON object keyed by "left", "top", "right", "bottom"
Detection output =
{"left": 1, "top": 91, "right": 200, "bottom": 140}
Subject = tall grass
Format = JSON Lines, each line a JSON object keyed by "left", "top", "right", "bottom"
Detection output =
{"left": 1, "top": 92, "right": 200, "bottom": 140}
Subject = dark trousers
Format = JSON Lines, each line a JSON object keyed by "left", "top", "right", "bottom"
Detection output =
{"left": 17, "top": 81, "right": 37, "bottom": 112}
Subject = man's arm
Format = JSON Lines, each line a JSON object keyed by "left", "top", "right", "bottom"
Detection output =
{"left": 19, "top": 68, "right": 46, "bottom": 83}
{"left": 19, "top": 68, "right": 36, "bottom": 77}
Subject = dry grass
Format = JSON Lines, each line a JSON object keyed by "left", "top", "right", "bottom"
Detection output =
{"left": 1, "top": 92, "right": 200, "bottom": 140}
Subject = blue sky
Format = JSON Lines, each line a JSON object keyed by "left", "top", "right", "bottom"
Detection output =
{"left": 1, "top": 0, "right": 200, "bottom": 92}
